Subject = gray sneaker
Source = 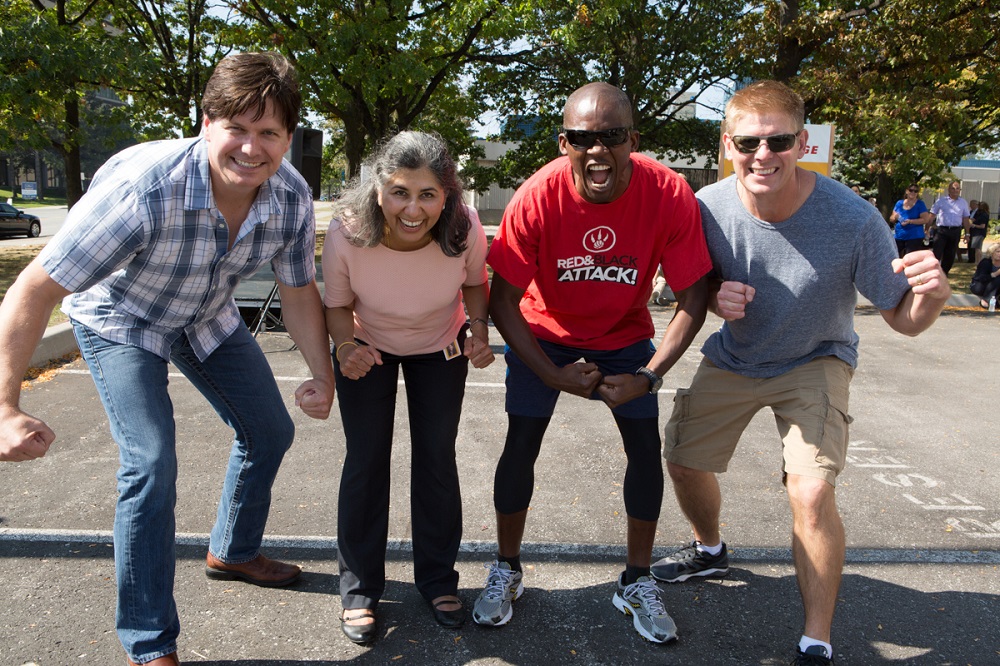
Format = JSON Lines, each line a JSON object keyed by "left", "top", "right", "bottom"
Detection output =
{"left": 611, "top": 573, "right": 678, "bottom": 643}
{"left": 651, "top": 541, "right": 729, "bottom": 583}
{"left": 472, "top": 560, "right": 524, "bottom": 627}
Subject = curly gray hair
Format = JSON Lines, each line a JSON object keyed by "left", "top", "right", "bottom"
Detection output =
{"left": 334, "top": 131, "right": 470, "bottom": 257}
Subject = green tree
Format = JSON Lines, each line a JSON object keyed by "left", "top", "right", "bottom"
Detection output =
{"left": 0, "top": 0, "right": 134, "bottom": 206}
{"left": 748, "top": 0, "right": 1000, "bottom": 213}
{"left": 223, "top": 0, "right": 519, "bottom": 178}
{"left": 109, "top": 0, "right": 233, "bottom": 138}
{"left": 468, "top": 0, "right": 749, "bottom": 189}
{"left": 320, "top": 119, "right": 348, "bottom": 199}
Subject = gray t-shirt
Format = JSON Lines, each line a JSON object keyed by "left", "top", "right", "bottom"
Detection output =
{"left": 698, "top": 174, "right": 910, "bottom": 378}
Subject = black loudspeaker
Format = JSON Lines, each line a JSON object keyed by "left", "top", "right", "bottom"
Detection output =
{"left": 289, "top": 127, "right": 322, "bottom": 199}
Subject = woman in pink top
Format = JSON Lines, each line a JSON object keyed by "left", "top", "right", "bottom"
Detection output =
{"left": 322, "top": 131, "right": 493, "bottom": 645}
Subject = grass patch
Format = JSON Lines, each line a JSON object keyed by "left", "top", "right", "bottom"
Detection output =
{"left": 0, "top": 245, "right": 67, "bottom": 326}
{"left": 946, "top": 259, "right": 976, "bottom": 294}
{"left": 0, "top": 186, "right": 68, "bottom": 209}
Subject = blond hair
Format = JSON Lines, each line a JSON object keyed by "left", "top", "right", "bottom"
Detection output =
{"left": 724, "top": 80, "right": 805, "bottom": 135}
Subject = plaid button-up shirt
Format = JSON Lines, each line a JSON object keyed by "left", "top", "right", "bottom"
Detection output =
{"left": 40, "top": 137, "right": 316, "bottom": 361}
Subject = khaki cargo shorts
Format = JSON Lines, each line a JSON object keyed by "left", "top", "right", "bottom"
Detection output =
{"left": 664, "top": 355, "right": 854, "bottom": 486}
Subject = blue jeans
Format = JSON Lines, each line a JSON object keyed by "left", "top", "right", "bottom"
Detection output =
{"left": 73, "top": 322, "right": 294, "bottom": 662}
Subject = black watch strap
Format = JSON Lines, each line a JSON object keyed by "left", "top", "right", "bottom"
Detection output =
{"left": 635, "top": 367, "right": 662, "bottom": 394}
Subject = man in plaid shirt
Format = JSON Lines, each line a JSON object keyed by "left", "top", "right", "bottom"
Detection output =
{"left": 0, "top": 52, "right": 334, "bottom": 665}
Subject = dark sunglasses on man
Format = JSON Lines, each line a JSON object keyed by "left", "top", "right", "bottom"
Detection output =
{"left": 562, "top": 127, "right": 632, "bottom": 150}
{"left": 729, "top": 132, "right": 801, "bottom": 154}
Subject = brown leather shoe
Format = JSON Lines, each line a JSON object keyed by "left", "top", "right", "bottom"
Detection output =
{"left": 126, "top": 652, "right": 180, "bottom": 665}
{"left": 205, "top": 552, "right": 302, "bottom": 587}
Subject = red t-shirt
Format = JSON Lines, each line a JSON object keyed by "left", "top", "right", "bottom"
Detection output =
{"left": 487, "top": 154, "right": 711, "bottom": 350}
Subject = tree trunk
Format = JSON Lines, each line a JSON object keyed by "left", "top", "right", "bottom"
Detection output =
{"left": 876, "top": 173, "right": 896, "bottom": 223}
{"left": 771, "top": 0, "right": 803, "bottom": 83}
{"left": 63, "top": 96, "right": 84, "bottom": 208}
{"left": 343, "top": 119, "right": 367, "bottom": 180}
{"left": 34, "top": 151, "right": 45, "bottom": 201}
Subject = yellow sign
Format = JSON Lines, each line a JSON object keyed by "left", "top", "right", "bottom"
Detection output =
{"left": 718, "top": 124, "right": 836, "bottom": 179}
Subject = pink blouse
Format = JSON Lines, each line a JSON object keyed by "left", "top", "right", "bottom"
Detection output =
{"left": 322, "top": 209, "right": 488, "bottom": 356}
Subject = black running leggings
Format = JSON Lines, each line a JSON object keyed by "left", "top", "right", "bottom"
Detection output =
{"left": 493, "top": 413, "right": 664, "bottom": 522}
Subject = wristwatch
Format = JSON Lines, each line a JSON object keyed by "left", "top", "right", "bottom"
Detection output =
{"left": 635, "top": 367, "right": 663, "bottom": 394}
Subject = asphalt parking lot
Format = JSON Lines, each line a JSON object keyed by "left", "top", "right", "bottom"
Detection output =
{"left": 1, "top": 305, "right": 998, "bottom": 665}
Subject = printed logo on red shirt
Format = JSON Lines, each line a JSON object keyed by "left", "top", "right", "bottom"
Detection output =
{"left": 583, "top": 226, "right": 616, "bottom": 252}
{"left": 552, "top": 227, "right": 638, "bottom": 285}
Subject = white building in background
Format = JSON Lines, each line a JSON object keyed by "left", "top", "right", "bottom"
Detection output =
{"left": 951, "top": 159, "right": 1000, "bottom": 215}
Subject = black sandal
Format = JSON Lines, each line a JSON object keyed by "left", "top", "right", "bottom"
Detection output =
{"left": 430, "top": 595, "right": 466, "bottom": 628}
{"left": 340, "top": 608, "right": 377, "bottom": 645}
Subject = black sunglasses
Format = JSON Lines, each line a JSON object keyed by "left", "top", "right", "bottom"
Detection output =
{"left": 730, "top": 132, "right": 800, "bottom": 154}
{"left": 562, "top": 127, "right": 632, "bottom": 150}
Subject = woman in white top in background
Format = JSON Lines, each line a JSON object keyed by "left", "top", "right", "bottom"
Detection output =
{"left": 323, "top": 131, "right": 493, "bottom": 646}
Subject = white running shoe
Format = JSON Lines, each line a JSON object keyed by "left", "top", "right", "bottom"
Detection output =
{"left": 611, "top": 573, "right": 678, "bottom": 643}
{"left": 472, "top": 560, "right": 524, "bottom": 627}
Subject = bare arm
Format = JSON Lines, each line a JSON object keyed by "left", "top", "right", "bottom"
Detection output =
{"left": 645, "top": 276, "right": 709, "bottom": 376}
{"left": 881, "top": 250, "right": 950, "bottom": 336}
{"left": 276, "top": 280, "right": 335, "bottom": 419}
{"left": 461, "top": 281, "right": 494, "bottom": 369}
{"left": 489, "top": 273, "right": 601, "bottom": 398}
{"left": 324, "top": 303, "right": 382, "bottom": 381}
{"left": 597, "top": 276, "right": 710, "bottom": 408}
{"left": 0, "top": 260, "right": 71, "bottom": 460}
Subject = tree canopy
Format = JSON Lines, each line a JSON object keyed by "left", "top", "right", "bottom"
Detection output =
{"left": 0, "top": 0, "right": 136, "bottom": 205}
{"left": 747, "top": 0, "right": 1000, "bottom": 210}
{"left": 109, "top": 0, "right": 234, "bottom": 139}
{"left": 222, "top": 0, "right": 521, "bottom": 178}
{"left": 467, "top": 0, "right": 750, "bottom": 190}
{"left": 2, "top": 0, "right": 999, "bottom": 208}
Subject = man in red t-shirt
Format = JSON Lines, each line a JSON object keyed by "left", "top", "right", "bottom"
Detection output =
{"left": 472, "top": 82, "right": 711, "bottom": 644}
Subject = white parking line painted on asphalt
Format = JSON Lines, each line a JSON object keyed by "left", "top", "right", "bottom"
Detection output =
{"left": 902, "top": 493, "right": 985, "bottom": 511}
{"left": 944, "top": 518, "right": 1000, "bottom": 538}
{"left": 850, "top": 439, "right": 998, "bottom": 539}
{"left": 3, "top": 527, "right": 999, "bottom": 563}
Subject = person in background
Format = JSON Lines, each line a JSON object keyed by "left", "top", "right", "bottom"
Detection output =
{"left": 889, "top": 184, "right": 932, "bottom": 257}
{"left": 323, "top": 131, "right": 494, "bottom": 646}
{"left": 967, "top": 201, "right": 990, "bottom": 265}
{"left": 970, "top": 243, "right": 1000, "bottom": 309}
{"left": 929, "top": 180, "right": 970, "bottom": 275}
{"left": 0, "top": 52, "right": 334, "bottom": 666}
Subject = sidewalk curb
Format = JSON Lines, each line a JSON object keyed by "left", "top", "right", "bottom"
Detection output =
{"left": 29, "top": 322, "right": 77, "bottom": 369}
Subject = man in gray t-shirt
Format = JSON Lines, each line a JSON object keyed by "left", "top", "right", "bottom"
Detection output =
{"left": 650, "top": 81, "right": 951, "bottom": 666}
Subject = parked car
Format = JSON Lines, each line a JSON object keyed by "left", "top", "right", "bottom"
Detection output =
{"left": 0, "top": 202, "right": 41, "bottom": 238}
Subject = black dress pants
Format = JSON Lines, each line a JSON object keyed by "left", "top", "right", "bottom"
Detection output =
{"left": 932, "top": 226, "right": 963, "bottom": 275}
{"left": 335, "top": 343, "right": 468, "bottom": 609}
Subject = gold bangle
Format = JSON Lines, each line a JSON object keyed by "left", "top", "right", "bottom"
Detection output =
{"left": 469, "top": 317, "right": 489, "bottom": 329}
{"left": 335, "top": 340, "right": 359, "bottom": 363}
